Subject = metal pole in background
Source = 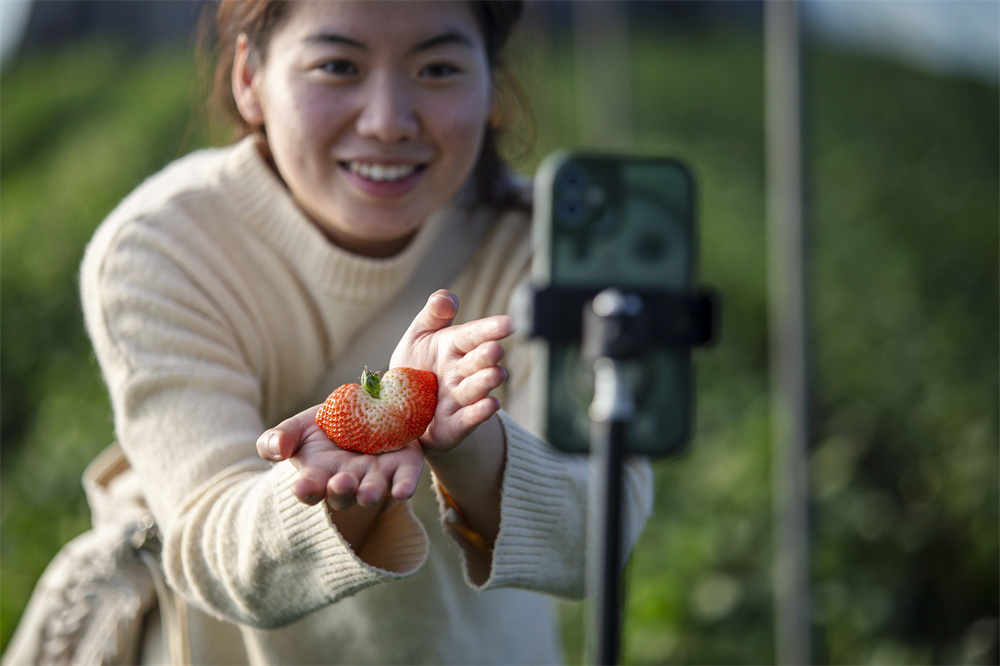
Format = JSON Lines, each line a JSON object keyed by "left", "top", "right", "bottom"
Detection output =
{"left": 765, "top": 1, "right": 812, "bottom": 664}
{"left": 572, "top": 0, "right": 634, "bottom": 150}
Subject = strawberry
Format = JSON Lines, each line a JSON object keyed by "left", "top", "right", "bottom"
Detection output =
{"left": 315, "top": 367, "right": 437, "bottom": 455}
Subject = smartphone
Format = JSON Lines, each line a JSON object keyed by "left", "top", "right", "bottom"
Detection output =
{"left": 530, "top": 151, "right": 697, "bottom": 456}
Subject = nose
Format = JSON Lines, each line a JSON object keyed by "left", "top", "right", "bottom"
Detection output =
{"left": 356, "top": 73, "right": 419, "bottom": 143}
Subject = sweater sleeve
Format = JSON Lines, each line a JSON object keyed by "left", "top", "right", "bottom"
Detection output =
{"left": 80, "top": 213, "right": 429, "bottom": 629}
{"left": 485, "top": 411, "right": 653, "bottom": 599}
{"left": 434, "top": 407, "right": 654, "bottom": 598}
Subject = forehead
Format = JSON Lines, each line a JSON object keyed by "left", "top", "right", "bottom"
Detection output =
{"left": 277, "top": 0, "right": 485, "bottom": 50}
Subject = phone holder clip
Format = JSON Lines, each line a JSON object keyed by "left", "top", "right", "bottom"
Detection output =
{"left": 525, "top": 284, "right": 719, "bottom": 351}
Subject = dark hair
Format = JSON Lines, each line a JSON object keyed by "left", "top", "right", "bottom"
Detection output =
{"left": 198, "top": 0, "right": 533, "bottom": 209}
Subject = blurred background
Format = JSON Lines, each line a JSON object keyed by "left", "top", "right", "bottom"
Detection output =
{"left": 1, "top": 1, "right": 997, "bottom": 664}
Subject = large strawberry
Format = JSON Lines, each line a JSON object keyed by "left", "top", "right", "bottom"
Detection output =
{"left": 315, "top": 367, "right": 437, "bottom": 455}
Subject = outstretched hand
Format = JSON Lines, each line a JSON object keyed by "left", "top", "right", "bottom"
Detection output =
{"left": 257, "top": 407, "right": 424, "bottom": 511}
{"left": 390, "top": 289, "right": 515, "bottom": 455}
{"left": 256, "top": 289, "right": 513, "bottom": 511}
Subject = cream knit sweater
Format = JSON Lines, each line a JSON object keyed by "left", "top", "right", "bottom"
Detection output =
{"left": 80, "top": 137, "right": 653, "bottom": 665}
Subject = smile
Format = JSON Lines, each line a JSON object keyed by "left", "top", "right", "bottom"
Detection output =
{"left": 344, "top": 162, "right": 423, "bottom": 183}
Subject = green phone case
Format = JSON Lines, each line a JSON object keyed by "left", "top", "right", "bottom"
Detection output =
{"left": 531, "top": 151, "right": 697, "bottom": 455}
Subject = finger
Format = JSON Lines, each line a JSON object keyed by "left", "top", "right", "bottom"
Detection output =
{"left": 449, "top": 315, "right": 515, "bottom": 355}
{"left": 256, "top": 431, "right": 276, "bottom": 462}
{"left": 451, "top": 397, "right": 503, "bottom": 436}
{"left": 292, "top": 475, "right": 328, "bottom": 506}
{"left": 390, "top": 472, "right": 420, "bottom": 502}
{"left": 326, "top": 471, "right": 361, "bottom": 511}
{"left": 391, "top": 290, "right": 460, "bottom": 370}
{"left": 326, "top": 493, "right": 356, "bottom": 512}
{"left": 257, "top": 405, "right": 321, "bottom": 461}
{"left": 388, "top": 444, "right": 424, "bottom": 501}
{"left": 427, "top": 289, "right": 460, "bottom": 320}
{"left": 451, "top": 366, "right": 508, "bottom": 407}
{"left": 356, "top": 473, "right": 389, "bottom": 508}
{"left": 290, "top": 436, "right": 348, "bottom": 503}
{"left": 406, "top": 290, "right": 460, "bottom": 339}
{"left": 329, "top": 470, "right": 360, "bottom": 496}
{"left": 458, "top": 340, "right": 506, "bottom": 376}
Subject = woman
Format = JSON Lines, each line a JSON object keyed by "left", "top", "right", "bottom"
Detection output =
{"left": 73, "top": 1, "right": 652, "bottom": 663}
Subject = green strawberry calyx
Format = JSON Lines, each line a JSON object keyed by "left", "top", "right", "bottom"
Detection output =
{"left": 361, "top": 367, "right": 381, "bottom": 400}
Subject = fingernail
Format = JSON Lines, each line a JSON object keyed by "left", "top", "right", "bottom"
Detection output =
{"left": 267, "top": 432, "right": 281, "bottom": 461}
{"left": 433, "top": 290, "right": 458, "bottom": 310}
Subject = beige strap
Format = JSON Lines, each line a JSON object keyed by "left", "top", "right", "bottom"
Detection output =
{"left": 139, "top": 546, "right": 190, "bottom": 666}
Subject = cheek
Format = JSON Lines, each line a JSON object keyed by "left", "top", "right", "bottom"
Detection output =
{"left": 266, "top": 89, "right": 350, "bottom": 181}
{"left": 433, "top": 95, "right": 491, "bottom": 165}
{"left": 269, "top": 90, "right": 329, "bottom": 146}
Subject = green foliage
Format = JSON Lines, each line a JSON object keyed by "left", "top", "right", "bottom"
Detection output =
{"left": 2, "top": 21, "right": 997, "bottom": 666}
{"left": 522, "top": 21, "right": 997, "bottom": 666}
{"left": 0, "top": 38, "right": 211, "bottom": 649}
{"left": 805, "top": 46, "right": 998, "bottom": 665}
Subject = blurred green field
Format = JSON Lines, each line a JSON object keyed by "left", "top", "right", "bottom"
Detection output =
{"left": 2, "top": 19, "right": 997, "bottom": 666}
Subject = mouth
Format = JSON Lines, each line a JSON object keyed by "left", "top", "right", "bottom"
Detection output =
{"left": 341, "top": 161, "right": 426, "bottom": 183}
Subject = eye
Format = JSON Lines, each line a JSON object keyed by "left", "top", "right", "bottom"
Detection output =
{"left": 419, "top": 62, "right": 461, "bottom": 79}
{"left": 319, "top": 59, "right": 359, "bottom": 77}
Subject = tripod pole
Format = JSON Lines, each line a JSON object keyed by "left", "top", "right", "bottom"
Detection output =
{"left": 591, "top": 408, "right": 629, "bottom": 664}
{"left": 586, "top": 289, "right": 641, "bottom": 665}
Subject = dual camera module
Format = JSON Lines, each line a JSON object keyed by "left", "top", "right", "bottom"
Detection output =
{"left": 552, "top": 159, "right": 675, "bottom": 267}
{"left": 552, "top": 161, "right": 618, "bottom": 236}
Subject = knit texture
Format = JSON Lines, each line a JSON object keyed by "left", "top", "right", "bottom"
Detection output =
{"left": 80, "top": 137, "right": 653, "bottom": 664}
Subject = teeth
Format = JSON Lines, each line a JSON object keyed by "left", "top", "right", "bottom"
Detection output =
{"left": 348, "top": 162, "right": 417, "bottom": 182}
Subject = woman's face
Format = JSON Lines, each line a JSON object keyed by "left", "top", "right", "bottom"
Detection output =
{"left": 234, "top": 1, "right": 493, "bottom": 257}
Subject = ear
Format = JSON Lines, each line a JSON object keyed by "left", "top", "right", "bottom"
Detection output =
{"left": 232, "top": 33, "right": 265, "bottom": 126}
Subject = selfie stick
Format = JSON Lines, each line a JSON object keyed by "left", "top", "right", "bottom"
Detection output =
{"left": 529, "top": 285, "right": 717, "bottom": 665}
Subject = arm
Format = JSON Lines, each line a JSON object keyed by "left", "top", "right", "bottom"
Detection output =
{"left": 390, "top": 289, "right": 513, "bottom": 548}
{"left": 440, "top": 210, "right": 656, "bottom": 595}
{"left": 274, "top": 285, "right": 653, "bottom": 596}
{"left": 81, "top": 220, "right": 430, "bottom": 628}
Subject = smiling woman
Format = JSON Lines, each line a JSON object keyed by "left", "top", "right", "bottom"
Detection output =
{"left": 2, "top": 1, "right": 654, "bottom": 665}
{"left": 229, "top": 2, "right": 493, "bottom": 257}
{"left": 207, "top": 0, "right": 530, "bottom": 217}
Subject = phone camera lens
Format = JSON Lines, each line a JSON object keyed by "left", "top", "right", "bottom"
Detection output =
{"left": 555, "top": 163, "right": 591, "bottom": 201}
{"left": 554, "top": 162, "right": 594, "bottom": 229}
{"left": 556, "top": 198, "right": 588, "bottom": 228}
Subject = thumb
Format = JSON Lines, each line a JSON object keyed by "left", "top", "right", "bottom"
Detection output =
{"left": 257, "top": 405, "right": 321, "bottom": 462}
{"left": 408, "top": 289, "right": 460, "bottom": 337}
{"left": 424, "top": 289, "right": 459, "bottom": 325}
{"left": 390, "top": 289, "right": 459, "bottom": 368}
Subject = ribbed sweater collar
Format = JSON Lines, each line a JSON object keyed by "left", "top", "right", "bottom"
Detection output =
{"left": 221, "top": 136, "right": 450, "bottom": 307}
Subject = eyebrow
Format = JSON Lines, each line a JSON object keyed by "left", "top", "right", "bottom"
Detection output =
{"left": 303, "top": 28, "right": 476, "bottom": 54}
{"left": 412, "top": 29, "right": 476, "bottom": 53}
{"left": 304, "top": 33, "right": 366, "bottom": 49}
